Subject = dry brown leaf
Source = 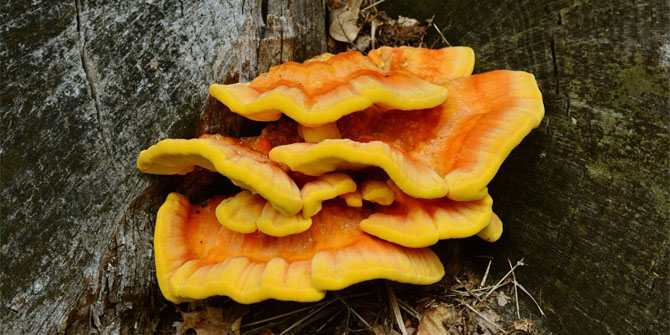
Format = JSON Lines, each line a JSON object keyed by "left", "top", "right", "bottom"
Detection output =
{"left": 417, "top": 303, "right": 458, "bottom": 335}
{"left": 352, "top": 35, "right": 371, "bottom": 51}
{"left": 496, "top": 291, "right": 510, "bottom": 307}
{"left": 397, "top": 16, "right": 419, "bottom": 27}
{"left": 328, "top": 0, "right": 363, "bottom": 43}
{"left": 372, "top": 325, "right": 402, "bottom": 335}
{"left": 180, "top": 306, "right": 243, "bottom": 335}
{"left": 475, "top": 309, "right": 501, "bottom": 335}
{"left": 514, "top": 319, "right": 535, "bottom": 332}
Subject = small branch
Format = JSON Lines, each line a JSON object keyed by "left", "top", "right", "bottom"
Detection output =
{"left": 336, "top": 294, "right": 371, "bottom": 329}
{"left": 361, "top": 0, "right": 385, "bottom": 12}
{"left": 387, "top": 282, "right": 408, "bottom": 335}
{"left": 480, "top": 259, "right": 493, "bottom": 288}
{"left": 462, "top": 303, "right": 507, "bottom": 334}
{"left": 517, "top": 283, "right": 546, "bottom": 317}
{"left": 432, "top": 23, "right": 451, "bottom": 46}
{"left": 485, "top": 258, "right": 525, "bottom": 299}
{"left": 508, "top": 258, "right": 521, "bottom": 319}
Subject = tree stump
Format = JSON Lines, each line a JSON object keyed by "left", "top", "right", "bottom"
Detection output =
{"left": 1, "top": 0, "right": 668, "bottom": 334}
{"left": 379, "top": 1, "right": 669, "bottom": 334}
{"left": 0, "top": 0, "right": 325, "bottom": 333}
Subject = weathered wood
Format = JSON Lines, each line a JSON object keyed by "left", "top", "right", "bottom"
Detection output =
{"left": 381, "top": 0, "right": 669, "bottom": 333}
{"left": 0, "top": 0, "right": 325, "bottom": 333}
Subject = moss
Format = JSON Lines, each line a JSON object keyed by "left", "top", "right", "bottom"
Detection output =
{"left": 617, "top": 65, "right": 666, "bottom": 97}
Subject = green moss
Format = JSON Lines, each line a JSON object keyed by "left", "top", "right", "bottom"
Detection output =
{"left": 617, "top": 65, "right": 666, "bottom": 97}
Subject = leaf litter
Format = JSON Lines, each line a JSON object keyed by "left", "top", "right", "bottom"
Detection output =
{"left": 164, "top": 257, "right": 545, "bottom": 335}
{"left": 327, "top": 0, "right": 432, "bottom": 53}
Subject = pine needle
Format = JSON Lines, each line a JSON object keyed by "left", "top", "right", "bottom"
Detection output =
{"left": 386, "top": 282, "right": 408, "bottom": 335}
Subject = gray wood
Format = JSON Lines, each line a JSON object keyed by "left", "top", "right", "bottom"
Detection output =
{"left": 0, "top": 0, "right": 325, "bottom": 333}
{"left": 380, "top": 1, "right": 669, "bottom": 334}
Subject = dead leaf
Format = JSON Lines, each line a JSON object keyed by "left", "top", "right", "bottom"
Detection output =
{"left": 149, "top": 59, "right": 159, "bottom": 70}
{"left": 417, "top": 303, "right": 458, "bottom": 335}
{"left": 514, "top": 319, "right": 535, "bottom": 332}
{"left": 496, "top": 291, "right": 510, "bottom": 307}
{"left": 397, "top": 16, "right": 419, "bottom": 27}
{"left": 372, "top": 325, "right": 402, "bottom": 335}
{"left": 328, "top": 0, "right": 363, "bottom": 43}
{"left": 179, "top": 306, "right": 244, "bottom": 335}
{"left": 474, "top": 309, "right": 501, "bottom": 335}
{"left": 351, "top": 35, "right": 371, "bottom": 51}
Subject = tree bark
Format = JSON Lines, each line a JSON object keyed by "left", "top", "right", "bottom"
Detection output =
{"left": 380, "top": 1, "right": 669, "bottom": 334}
{"left": 2, "top": 0, "right": 668, "bottom": 334}
{"left": 0, "top": 0, "right": 325, "bottom": 333}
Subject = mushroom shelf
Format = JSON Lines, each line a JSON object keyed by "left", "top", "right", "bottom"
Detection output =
{"left": 138, "top": 46, "right": 544, "bottom": 304}
{"left": 155, "top": 193, "right": 444, "bottom": 304}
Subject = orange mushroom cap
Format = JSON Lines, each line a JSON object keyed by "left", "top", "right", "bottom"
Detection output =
{"left": 137, "top": 134, "right": 302, "bottom": 216}
{"left": 270, "top": 70, "right": 544, "bottom": 201}
{"left": 367, "top": 46, "right": 475, "bottom": 83}
{"left": 477, "top": 213, "right": 504, "bottom": 242}
{"left": 208, "top": 47, "right": 475, "bottom": 127}
{"left": 155, "top": 193, "right": 445, "bottom": 304}
{"left": 358, "top": 182, "right": 494, "bottom": 248}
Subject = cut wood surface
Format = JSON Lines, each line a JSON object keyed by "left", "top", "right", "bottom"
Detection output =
{"left": 378, "top": 1, "right": 669, "bottom": 334}
{"left": 1, "top": 0, "right": 667, "bottom": 334}
{"left": 0, "top": 0, "right": 325, "bottom": 333}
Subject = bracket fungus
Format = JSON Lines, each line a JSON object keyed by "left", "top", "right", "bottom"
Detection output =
{"left": 215, "top": 190, "right": 313, "bottom": 237}
{"left": 360, "top": 180, "right": 395, "bottom": 205}
{"left": 155, "top": 193, "right": 444, "bottom": 304}
{"left": 272, "top": 70, "right": 544, "bottom": 201}
{"left": 138, "top": 46, "right": 544, "bottom": 304}
{"left": 358, "top": 182, "right": 494, "bottom": 248}
{"left": 208, "top": 47, "right": 476, "bottom": 127}
{"left": 367, "top": 46, "right": 475, "bottom": 83}
{"left": 137, "top": 134, "right": 303, "bottom": 216}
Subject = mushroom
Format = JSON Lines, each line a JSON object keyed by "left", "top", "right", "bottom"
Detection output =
{"left": 476, "top": 213, "right": 504, "bottom": 242}
{"left": 297, "top": 123, "right": 342, "bottom": 142}
{"left": 137, "top": 133, "right": 303, "bottom": 216}
{"left": 358, "top": 181, "right": 494, "bottom": 248}
{"left": 215, "top": 190, "right": 312, "bottom": 237}
{"left": 340, "top": 190, "right": 363, "bottom": 207}
{"left": 367, "top": 46, "right": 475, "bottom": 83}
{"left": 208, "top": 47, "right": 476, "bottom": 127}
{"left": 155, "top": 193, "right": 445, "bottom": 304}
{"left": 215, "top": 173, "right": 356, "bottom": 236}
{"left": 360, "top": 180, "right": 394, "bottom": 205}
{"left": 301, "top": 173, "right": 357, "bottom": 218}
{"left": 269, "top": 70, "right": 544, "bottom": 201}
{"left": 140, "top": 46, "right": 543, "bottom": 305}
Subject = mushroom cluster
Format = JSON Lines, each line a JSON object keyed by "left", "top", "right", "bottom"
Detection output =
{"left": 137, "top": 46, "right": 544, "bottom": 304}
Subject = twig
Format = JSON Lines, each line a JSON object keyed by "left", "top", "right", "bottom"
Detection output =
{"left": 454, "top": 277, "right": 483, "bottom": 302}
{"left": 278, "top": 301, "right": 334, "bottom": 335}
{"left": 462, "top": 302, "right": 507, "bottom": 334}
{"left": 361, "top": 0, "right": 385, "bottom": 12}
{"left": 371, "top": 19, "right": 379, "bottom": 50}
{"left": 398, "top": 299, "right": 421, "bottom": 320}
{"left": 432, "top": 23, "right": 451, "bottom": 46}
{"left": 517, "top": 282, "right": 546, "bottom": 317}
{"left": 242, "top": 292, "right": 369, "bottom": 328}
{"left": 386, "top": 282, "right": 408, "bottom": 335}
{"left": 508, "top": 258, "right": 521, "bottom": 319}
{"left": 315, "top": 308, "right": 346, "bottom": 333}
{"left": 336, "top": 294, "right": 371, "bottom": 329}
{"left": 481, "top": 259, "right": 493, "bottom": 288}
{"left": 484, "top": 258, "right": 525, "bottom": 299}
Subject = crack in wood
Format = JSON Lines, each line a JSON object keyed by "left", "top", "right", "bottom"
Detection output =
{"left": 550, "top": 33, "right": 559, "bottom": 95}
{"left": 75, "top": 0, "right": 114, "bottom": 166}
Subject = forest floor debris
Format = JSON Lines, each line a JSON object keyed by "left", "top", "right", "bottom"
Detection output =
{"left": 166, "top": 257, "right": 545, "bottom": 335}
{"left": 327, "top": 0, "right": 439, "bottom": 53}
